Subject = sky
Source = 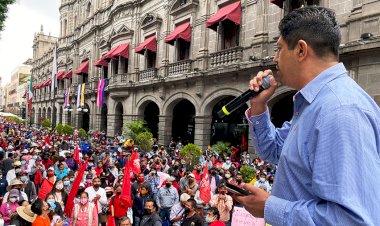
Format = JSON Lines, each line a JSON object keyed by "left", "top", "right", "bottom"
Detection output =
{"left": 0, "top": 0, "right": 60, "bottom": 85}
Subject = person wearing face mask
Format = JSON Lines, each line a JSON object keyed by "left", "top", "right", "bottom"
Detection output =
{"left": 19, "top": 170, "right": 37, "bottom": 202}
{"left": 209, "top": 167, "right": 221, "bottom": 195}
{"left": 169, "top": 193, "right": 190, "bottom": 226}
{"left": 0, "top": 189, "right": 20, "bottom": 225}
{"left": 221, "top": 158, "right": 232, "bottom": 170}
{"left": 31, "top": 198, "right": 64, "bottom": 226}
{"left": 30, "top": 156, "right": 46, "bottom": 189}
{"left": 55, "top": 164, "right": 68, "bottom": 180}
{"left": 131, "top": 173, "right": 152, "bottom": 200}
{"left": 45, "top": 167, "right": 57, "bottom": 186}
{"left": 84, "top": 177, "right": 107, "bottom": 224}
{"left": 253, "top": 173, "right": 270, "bottom": 192}
{"left": 156, "top": 177, "right": 179, "bottom": 224}
{"left": 139, "top": 199, "right": 161, "bottom": 226}
{"left": 192, "top": 165, "right": 202, "bottom": 183}
{"left": 45, "top": 194, "right": 64, "bottom": 226}
{"left": 110, "top": 185, "right": 129, "bottom": 225}
{"left": 181, "top": 199, "right": 203, "bottom": 226}
{"left": 222, "top": 170, "right": 236, "bottom": 186}
{"left": 70, "top": 192, "right": 98, "bottom": 226}
{"left": 41, "top": 154, "right": 54, "bottom": 170}
{"left": 4, "top": 179, "right": 28, "bottom": 202}
{"left": 51, "top": 179, "right": 68, "bottom": 211}
{"left": 132, "top": 184, "right": 151, "bottom": 226}
{"left": 205, "top": 207, "right": 225, "bottom": 226}
{"left": 62, "top": 176, "right": 72, "bottom": 194}
{"left": 209, "top": 185, "right": 233, "bottom": 225}
{"left": 145, "top": 170, "right": 160, "bottom": 201}
{"left": 184, "top": 174, "right": 198, "bottom": 197}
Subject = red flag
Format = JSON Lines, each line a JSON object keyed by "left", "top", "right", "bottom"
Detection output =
{"left": 107, "top": 216, "right": 116, "bottom": 226}
{"left": 34, "top": 169, "right": 43, "bottom": 186}
{"left": 64, "top": 160, "right": 88, "bottom": 217}
{"left": 0, "top": 136, "right": 7, "bottom": 150}
{"left": 200, "top": 164, "right": 211, "bottom": 203}
{"left": 129, "top": 150, "right": 140, "bottom": 175}
{"left": 120, "top": 161, "right": 132, "bottom": 207}
{"left": 37, "top": 179, "right": 54, "bottom": 200}
{"left": 241, "top": 133, "right": 247, "bottom": 151}
{"left": 73, "top": 144, "right": 80, "bottom": 164}
{"left": 44, "top": 136, "right": 51, "bottom": 146}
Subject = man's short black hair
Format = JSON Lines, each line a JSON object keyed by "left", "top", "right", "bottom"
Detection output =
{"left": 208, "top": 207, "right": 221, "bottom": 220}
{"left": 187, "top": 198, "right": 197, "bottom": 210}
{"left": 279, "top": 6, "right": 341, "bottom": 59}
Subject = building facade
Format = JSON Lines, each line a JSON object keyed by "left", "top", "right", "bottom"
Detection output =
{"left": 5, "top": 65, "right": 31, "bottom": 118}
{"left": 31, "top": 0, "right": 380, "bottom": 150}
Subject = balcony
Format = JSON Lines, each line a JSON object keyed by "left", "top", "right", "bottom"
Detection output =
{"left": 168, "top": 59, "right": 192, "bottom": 77}
{"left": 139, "top": 68, "right": 157, "bottom": 82}
{"left": 209, "top": 46, "right": 243, "bottom": 68}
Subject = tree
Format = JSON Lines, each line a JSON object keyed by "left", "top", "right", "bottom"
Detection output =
{"left": 211, "top": 142, "right": 231, "bottom": 158}
{"left": 78, "top": 128, "right": 87, "bottom": 138}
{"left": 55, "top": 124, "right": 64, "bottom": 135}
{"left": 62, "top": 125, "right": 74, "bottom": 135}
{"left": 180, "top": 143, "right": 202, "bottom": 166}
{"left": 240, "top": 165, "right": 257, "bottom": 183}
{"left": 0, "top": 0, "right": 15, "bottom": 36}
{"left": 123, "top": 120, "right": 149, "bottom": 141}
{"left": 135, "top": 131, "right": 154, "bottom": 152}
{"left": 41, "top": 119, "right": 51, "bottom": 129}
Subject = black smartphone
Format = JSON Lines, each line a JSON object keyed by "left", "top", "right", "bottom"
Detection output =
{"left": 226, "top": 183, "right": 250, "bottom": 196}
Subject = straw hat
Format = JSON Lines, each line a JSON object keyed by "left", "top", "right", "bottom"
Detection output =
{"left": 16, "top": 205, "right": 36, "bottom": 223}
{"left": 7, "top": 179, "right": 24, "bottom": 191}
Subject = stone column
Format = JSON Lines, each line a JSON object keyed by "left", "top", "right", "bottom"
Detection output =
{"left": 107, "top": 114, "right": 117, "bottom": 138}
{"left": 158, "top": 115, "right": 173, "bottom": 146}
{"left": 194, "top": 116, "right": 212, "bottom": 151}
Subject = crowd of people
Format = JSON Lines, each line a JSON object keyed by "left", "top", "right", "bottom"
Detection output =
{"left": 0, "top": 119, "right": 276, "bottom": 226}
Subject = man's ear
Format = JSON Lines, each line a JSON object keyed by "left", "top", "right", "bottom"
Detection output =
{"left": 296, "top": 40, "right": 308, "bottom": 61}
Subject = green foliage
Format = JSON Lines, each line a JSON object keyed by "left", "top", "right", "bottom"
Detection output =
{"left": 55, "top": 124, "right": 64, "bottom": 135}
{"left": 240, "top": 165, "right": 257, "bottom": 183}
{"left": 135, "top": 131, "right": 154, "bottom": 152}
{"left": 212, "top": 141, "right": 231, "bottom": 158}
{"left": 62, "top": 125, "right": 74, "bottom": 135}
{"left": 0, "top": 0, "right": 15, "bottom": 36}
{"left": 78, "top": 128, "right": 87, "bottom": 138}
{"left": 5, "top": 116, "right": 23, "bottom": 124}
{"left": 41, "top": 119, "right": 51, "bottom": 128}
{"left": 180, "top": 143, "right": 202, "bottom": 166}
{"left": 123, "top": 120, "right": 149, "bottom": 141}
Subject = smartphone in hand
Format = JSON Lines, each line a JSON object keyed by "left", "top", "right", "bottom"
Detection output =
{"left": 226, "top": 183, "right": 250, "bottom": 196}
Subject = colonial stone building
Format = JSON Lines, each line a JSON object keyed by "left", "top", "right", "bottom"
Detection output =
{"left": 31, "top": 0, "right": 380, "bottom": 150}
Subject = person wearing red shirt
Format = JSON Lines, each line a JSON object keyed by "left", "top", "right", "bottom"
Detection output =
{"left": 94, "top": 161, "right": 103, "bottom": 177}
{"left": 206, "top": 207, "right": 225, "bottom": 226}
{"left": 110, "top": 185, "right": 129, "bottom": 225}
{"left": 42, "top": 154, "right": 53, "bottom": 170}
{"left": 192, "top": 165, "right": 202, "bottom": 183}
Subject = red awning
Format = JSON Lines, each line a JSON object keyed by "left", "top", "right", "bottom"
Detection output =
{"left": 109, "top": 43, "right": 129, "bottom": 59}
{"left": 56, "top": 71, "right": 66, "bottom": 80}
{"left": 164, "top": 22, "right": 192, "bottom": 45}
{"left": 206, "top": 1, "right": 241, "bottom": 31}
{"left": 45, "top": 78, "right": 52, "bottom": 86}
{"left": 94, "top": 56, "right": 109, "bottom": 68}
{"left": 135, "top": 36, "right": 157, "bottom": 55}
{"left": 74, "top": 60, "right": 89, "bottom": 74}
{"left": 270, "top": 0, "right": 284, "bottom": 8}
{"left": 63, "top": 69, "right": 72, "bottom": 79}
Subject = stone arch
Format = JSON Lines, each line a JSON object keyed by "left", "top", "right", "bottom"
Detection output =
{"left": 268, "top": 86, "right": 297, "bottom": 128}
{"left": 100, "top": 103, "right": 108, "bottom": 133}
{"left": 162, "top": 92, "right": 199, "bottom": 116}
{"left": 42, "top": 107, "right": 46, "bottom": 120}
{"left": 268, "top": 86, "right": 296, "bottom": 109}
{"left": 114, "top": 102, "right": 124, "bottom": 136}
{"left": 30, "top": 108, "right": 35, "bottom": 124}
{"left": 136, "top": 95, "right": 161, "bottom": 116}
{"left": 200, "top": 88, "right": 243, "bottom": 116}
{"left": 47, "top": 107, "right": 52, "bottom": 121}
{"left": 82, "top": 103, "right": 91, "bottom": 131}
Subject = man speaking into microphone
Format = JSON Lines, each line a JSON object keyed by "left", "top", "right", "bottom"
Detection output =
{"left": 234, "top": 6, "right": 380, "bottom": 226}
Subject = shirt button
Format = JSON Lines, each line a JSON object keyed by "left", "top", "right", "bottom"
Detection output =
{"left": 255, "top": 121, "right": 260, "bottom": 125}
{"left": 295, "top": 112, "right": 299, "bottom": 116}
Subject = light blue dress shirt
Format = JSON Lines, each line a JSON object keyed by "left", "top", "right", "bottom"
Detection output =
{"left": 246, "top": 63, "right": 380, "bottom": 226}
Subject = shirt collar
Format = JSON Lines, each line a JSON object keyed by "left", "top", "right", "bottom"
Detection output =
{"left": 299, "top": 63, "right": 347, "bottom": 104}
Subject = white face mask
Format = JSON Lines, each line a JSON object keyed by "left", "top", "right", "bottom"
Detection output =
{"left": 56, "top": 184, "right": 64, "bottom": 190}
{"left": 9, "top": 197, "right": 17, "bottom": 203}
{"left": 205, "top": 216, "right": 215, "bottom": 223}
{"left": 225, "top": 174, "right": 231, "bottom": 179}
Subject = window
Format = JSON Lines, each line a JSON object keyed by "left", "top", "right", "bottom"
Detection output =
{"left": 289, "top": 0, "right": 318, "bottom": 12}
{"left": 123, "top": 58, "right": 129, "bottom": 73}
{"left": 220, "top": 20, "right": 239, "bottom": 50}
{"left": 86, "top": 2, "right": 91, "bottom": 18}
{"left": 146, "top": 50, "right": 156, "bottom": 69}
{"left": 112, "top": 59, "right": 119, "bottom": 75}
{"left": 103, "top": 67, "right": 108, "bottom": 79}
{"left": 82, "top": 74, "right": 88, "bottom": 84}
{"left": 177, "top": 38, "right": 190, "bottom": 61}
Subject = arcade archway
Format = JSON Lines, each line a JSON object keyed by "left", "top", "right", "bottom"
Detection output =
{"left": 144, "top": 101, "right": 159, "bottom": 139}
{"left": 172, "top": 99, "right": 195, "bottom": 144}
{"left": 269, "top": 91, "right": 296, "bottom": 128}
{"left": 82, "top": 104, "right": 90, "bottom": 131}
{"left": 100, "top": 103, "right": 107, "bottom": 133}
{"left": 115, "top": 102, "right": 123, "bottom": 136}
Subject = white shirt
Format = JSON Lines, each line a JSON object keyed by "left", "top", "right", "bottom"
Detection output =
{"left": 6, "top": 169, "right": 16, "bottom": 185}
{"left": 84, "top": 186, "right": 107, "bottom": 214}
{"left": 170, "top": 202, "right": 184, "bottom": 226}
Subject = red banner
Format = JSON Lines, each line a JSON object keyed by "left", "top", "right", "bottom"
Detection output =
{"left": 129, "top": 150, "right": 140, "bottom": 175}
{"left": 73, "top": 144, "right": 80, "bottom": 164}
{"left": 120, "top": 161, "right": 132, "bottom": 207}
{"left": 200, "top": 164, "right": 211, "bottom": 203}
{"left": 37, "top": 179, "right": 54, "bottom": 200}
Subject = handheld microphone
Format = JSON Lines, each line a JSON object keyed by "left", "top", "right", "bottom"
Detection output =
{"left": 217, "top": 75, "right": 272, "bottom": 118}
